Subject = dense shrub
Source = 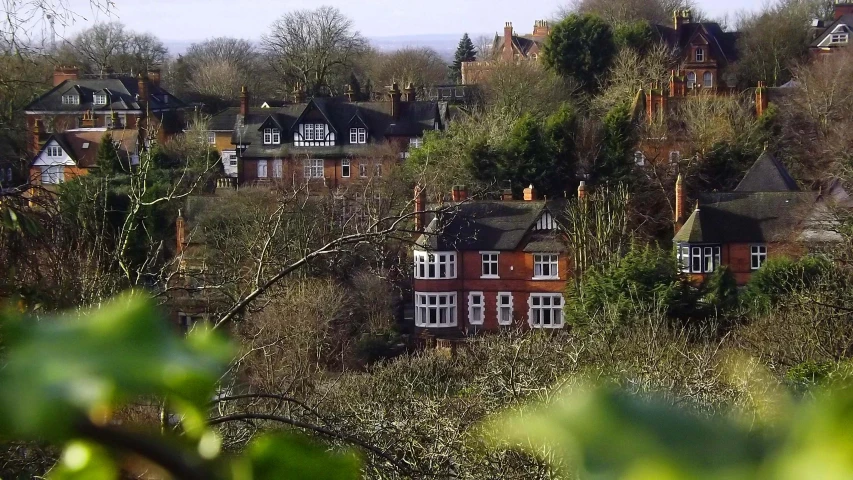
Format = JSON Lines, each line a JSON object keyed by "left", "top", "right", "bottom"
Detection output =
{"left": 742, "top": 255, "right": 832, "bottom": 311}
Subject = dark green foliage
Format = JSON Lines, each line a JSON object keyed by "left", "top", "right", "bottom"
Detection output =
{"left": 613, "top": 21, "right": 657, "bottom": 54}
{"left": 95, "top": 133, "right": 125, "bottom": 175}
{"left": 543, "top": 14, "right": 616, "bottom": 92}
{"left": 785, "top": 361, "right": 834, "bottom": 393}
{"left": 449, "top": 33, "right": 477, "bottom": 84}
{"left": 700, "top": 265, "right": 739, "bottom": 314}
{"left": 743, "top": 256, "right": 833, "bottom": 311}
{"left": 593, "top": 102, "right": 636, "bottom": 183}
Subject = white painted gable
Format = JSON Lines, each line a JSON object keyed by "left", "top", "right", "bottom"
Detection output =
{"left": 533, "top": 211, "right": 556, "bottom": 231}
{"left": 32, "top": 139, "right": 76, "bottom": 167}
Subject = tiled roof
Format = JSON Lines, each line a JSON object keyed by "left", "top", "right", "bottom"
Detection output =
{"left": 36, "top": 129, "right": 139, "bottom": 168}
{"left": 654, "top": 22, "right": 739, "bottom": 63}
{"left": 25, "top": 77, "right": 185, "bottom": 112}
{"left": 735, "top": 151, "right": 799, "bottom": 192}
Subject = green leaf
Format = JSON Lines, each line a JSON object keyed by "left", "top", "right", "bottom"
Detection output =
{"left": 244, "top": 435, "right": 361, "bottom": 480}
{"left": 48, "top": 441, "right": 118, "bottom": 480}
{"left": 0, "top": 292, "right": 232, "bottom": 442}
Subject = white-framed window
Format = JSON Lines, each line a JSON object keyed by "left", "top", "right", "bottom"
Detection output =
{"left": 415, "top": 292, "right": 457, "bottom": 328}
{"left": 316, "top": 123, "right": 326, "bottom": 141}
{"left": 751, "top": 245, "right": 767, "bottom": 270}
{"left": 529, "top": 294, "right": 565, "bottom": 329}
{"left": 303, "top": 158, "right": 324, "bottom": 179}
{"left": 359, "top": 164, "right": 367, "bottom": 178}
{"left": 468, "top": 291, "right": 484, "bottom": 326}
{"left": 497, "top": 292, "right": 513, "bottom": 326}
{"left": 341, "top": 159, "right": 351, "bottom": 178}
{"left": 273, "top": 159, "right": 283, "bottom": 178}
{"left": 533, "top": 254, "right": 559, "bottom": 279}
{"left": 46, "top": 145, "right": 63, "bottom": 157}
{"left": 350, "top": 128, "right": 366, "bottom": 144}
{"left": 413, "top": 251, "right": 457, "bottom": 279}
{"left": 703, "top": 72, "right": 713, "bottom": 88}
{"left": 263, "top": 128, "right": 280, "bottom": 145}
{"left": 831, "top": 33, "right": 849, "bottom": 44}
{"left": 374, "top": 164, "right": 382, "bottom": 177}
{"left": 257, "top": 160, "right": 268, "bottom": 178}
{"left": 94, "top": 93, "right": 108, "bottom": 105}
{"left": 40, "top": 165, "right": 64, "bottom": 184}
{"left": 206, "top": 131, "right": 216, "bottom": 145}
{"left": 687, "top": 72, "right": 696, "bottom": 89}
{"left": 61, "top": 94, "right": 79, "bottom": 105}
{"left": 228, "top": 153, "right": 238, "bottom": 167}
{"left": 481, "top": 252, "right": 499, "bottom": 278}
{"left": 304, "top": 124, "right": 315, "bottom": 141}
{"left": 669, "top": 151, "right": 681, "bottom": 165}
{"left": 695, "top": 47, "right": 704, "bottom": 62}
{"left": 409, "top": 137, "right": 423, "bottom": 149}
{"left": 634, "top": 151, "right": 645, "bottom": 166}
{"left": 678, "top": 245, "right": 721, "bottom": 273}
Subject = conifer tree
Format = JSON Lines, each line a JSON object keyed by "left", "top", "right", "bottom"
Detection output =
{"left": 449, "top": 33, "right": 477, "bottom": 84}
{"left": 96, "top": 133, "right": 123, "bottom": 175}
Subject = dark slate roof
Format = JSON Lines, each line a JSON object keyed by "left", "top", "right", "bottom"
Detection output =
{"left": 810, "top": 14, "right": 853, "bottom": 47}
{"left": 494, "top": 34, "right": 546, "bottom": 56}
{"left": 673, "top": 192, "right": 820, "bottom": 243}
{"left": 654, "top": 22, "right": 739, "bottom": 63}
{"left": 219, "top": 97, "right": 442, "bottom": 158}
{"left": 417, "top": 200, "right": 567, "bottom": 251}
{"left": 25, "top": 77, "right": 185, "bottom": 112}
{"left": 735, "top": 151, "right": 799, "bottom": 192}
{"left": 208, "top": 107, "right": 240, "bottom": 131}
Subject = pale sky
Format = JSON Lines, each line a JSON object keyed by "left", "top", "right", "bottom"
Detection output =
{"left": 54, "top": 0, "right": 764, "bottom": 43}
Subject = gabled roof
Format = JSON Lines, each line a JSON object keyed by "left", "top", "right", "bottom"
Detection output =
{"left": 654, "top": 22, "right": 739, "bottom": 63}
{"left": 811, "top": 14, "right": 853, "bottom": 47}
{"left": 735, "top": 151, "right": 799, "bottom": 192}
{"left": 25, "top": 77, "right": 185, "bottom": 112}
{"left": 33, "top": 129, "right": 139, "bottom": 168}
{"left": 417, "top": 200, "right": 567, "bottom": 251}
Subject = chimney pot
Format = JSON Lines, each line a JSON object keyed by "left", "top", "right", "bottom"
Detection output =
{"left": 578, "top": 181, "right": 587, "bottom": 200}
{"left": 451, "top": 185, "right": 468, "bottom": 202}
{"left": 53, "top": 65, "right": 79, "bottom": 87}
{"left": 523, "top": 184, "right": 537, "bottom": 201}
{"left": 675, "top": 173, "right": 686, "bottom": 231}
{"left": 240, "top": 85, "right": 250, "bottom": 116}
{"left": 389, "top": 82, "right": 402, "bottom": 119}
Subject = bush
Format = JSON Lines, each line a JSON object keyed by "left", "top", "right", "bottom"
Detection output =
{"left": 743, "top": 255, "right": 832, "bottom": 311}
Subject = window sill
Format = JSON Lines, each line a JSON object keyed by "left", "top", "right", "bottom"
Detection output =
{"left": 414, "top": 277, "right": 458, "bottom": 281}
{"left": 416, "top": 323, "right": 458, "bottom": 329}
{"left": 480, "top": 275, "right": 500, "bottom": 279}
{"left": 532, "top": 276, "right": 560, "bottom": 281}
{"left": 531, "top": 324, "right": 565, "bottom": 329}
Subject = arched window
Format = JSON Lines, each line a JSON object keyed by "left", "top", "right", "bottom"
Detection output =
{"left": 695, "top": 47, "right": 704, "bottom": 62}
{"left": 687, "top": 72, "right": 696, "bottom": 88}
{"left": 703, "top": 71, "right": 713, "bottom": 88}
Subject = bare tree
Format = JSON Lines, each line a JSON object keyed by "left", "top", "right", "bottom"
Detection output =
{"left": 178, "top": 37, "right": 262, "bottom": 102}
{"left": 62, "top": 22, "right": 168, "bottom": 75}
{"left": 262, "top": 6, "right": 368, "bottom": 97}
{"left": 368, "top": 47, "right": 447, "bottom": 89}
{"left": 556, "top": 0, "right": 699, "bottom": 25}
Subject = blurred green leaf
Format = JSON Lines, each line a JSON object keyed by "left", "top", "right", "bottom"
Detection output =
{"left": 243, "top": 435, "right": 361, "bottom": 480}
{"left": 48, "top": 441, "right": 117, "bottom": 480}
{"left": 0, "top": 292, "right": 232, "bottom": 442}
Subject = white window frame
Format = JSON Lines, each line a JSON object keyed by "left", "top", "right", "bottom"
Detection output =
{"left": 257, "top": 159, "right": 268, "bottom": 178}
{"left": 316, "top": 123, "right": 326, "bottom": 141}
{"left": 468, "top": 291, "right": 485, "bottom": 326}
{"left": 303, "top": 158, "right": 323, "bottom": 179}
{"left": 40, "top": 165, "right": 64, "bottom": 184}
{"left": 263, "top": 128, "right": 280, "bottom": 145}
{"left": 409, "top": 137, "right": 423, "bottom": 149}
{"left": 358, "top": 128, "right": 366, "bottom": 143}
{"left": 687, "top": 72, "right": 696, "bottom": 89}
{"left": 304, "top": 124, "right": 315, "bottom": 141}
{"left": 341, "top": 159, "right": 350, "bottom": 178}
{"left": 61, "top": 94, "right": 79, "bottom": 105}
{"left": 751, "top": 245, "right": 767, "bottom": 270}
{"left": 46, "top": 145, "right": 63, "bottom": 157}
{"left": 480, "top": 251, "right": 499, "bottom": 278}
{"left": 634, "top": 151, "right": 645, "bottom": 166}
{"left": 359, "top": 164, "right": 367, "bottom": 178}
{"left": 273, "top": 159, "right": 283, "bottom": 178}
{"left": 350, "top": 128, "right": 366, "bottom": 144}
{"left": 94, "top": 93, "right": 108, "bottom": 105}
{"left": 415, "top": 292, "right": 457, "bottom": 328}
{"left": 497, "top": 292, "right": 513, "bottom": 326}
{"left": 695, "top": 47, "right": 704, "bottom": 62}
{"left": 207, "top": 131, "right": 216, "bottom": 145}
{"left": 831, "top": 33, "right": 849, "bottom": 44}
{"left": 413, "top": 251, "right": 457, "bottom": 279}
{"left": 374, "top": 164, "right": 382, "bottom": 177}
{"left": 528, "top": 294, "right": 565, "bottom": 329}
{"left": 703, "top": 71, "right": 713, "bottom": 88}
{"left": 679, "top": 244, "right": 721, "bottom": 273}
{"left": 533, "top": 253, "right": 559, "bottom": 280}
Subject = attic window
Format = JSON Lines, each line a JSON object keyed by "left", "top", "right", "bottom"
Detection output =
{"left": 82, "top": 142, "right": 90, "bottom": 149}
{"left": 61, "top": 94, "right": 79, "bottom": 105}
{"left": 350, "top": 128, "right": 366, "bottom": 144}
{"left": 831, "top": 33, "right": 849, "bottom": 44}
{"left": 695, "top": 47, "right": 705, "bottom": 62}
{"left": 94, "top": 94, "right": 108, "bottom": 105}
{"left": 263, "top": 128, "right": 280, "bottom": 145}
{"left": 46, "top": 145, "right": 63, "bottom": 157}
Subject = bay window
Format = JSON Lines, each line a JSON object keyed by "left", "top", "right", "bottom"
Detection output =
{"left": 415, "top": 292, "right": 457, "bottom": 327}
{"left": 529, "top": 294, "right": 565, "bottom": 329}
{"left": 678, "top": 244, "right": 721, "bottom": 273}
{"left": 414, "top": 251, "right": 457, "bottom": 279}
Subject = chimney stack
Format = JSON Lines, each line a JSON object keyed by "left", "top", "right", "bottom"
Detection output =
{"left": 53, "top": 66, "right": 79, "bottom": 87}
{"left": 176, "top": 209, "right": 186, "bottom": 255}
{"left": 451, "top": 185, "right": 468, "bottom": 202}
{"left": 674, "top": 9, "right": 692, "bottom": 30}
{"left": 756, "top": 81, "right": 768, "bottom": 117}
{"left": 403, "top": 82, "right": 416, "bottom": 102}
{"left": 675, "top": 174, "right": 685, "bottom": 230}
{"left": 532, "top": 20, "right": 550, "bottom": 38}
{"left": 240, "top": 85, "right": 250, "bottom": 116}
{"left": 501, "top": 188, "right": 514, "bottom": 201}
{"left": 31, "top": 120, "right": 41, "bottom": 156}
{"left": 292, "top": 83, "right": 306, "bottom": 103}
{"left": 577, "top": 181, "right": 587, "bottom": 200}
{"left": 137, "top": 73, "right": 149, "bottom": 106}
{"left": 345, "top": 84, "right": 355, "bottom": 102}
{"left": 389, "top": 82, "right": 402, "bottom": 120}
{"left": 523, "top": 184, "right": 537, "bottom": 201}
{"left": 503, "top": 22, "right": 514, "bottom": 60}
{"left": 835, "top": 2, "right": 853, "bottom": 19}
{"left": 147, "top": 68, "right": 161, "bottom": 87}
{"left": 414, "top": 185, "right": 427, "bottom": 232}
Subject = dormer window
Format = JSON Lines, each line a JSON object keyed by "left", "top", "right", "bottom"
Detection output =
{"left": 831, "top": 33, "right": 849, "bottom": 44}
{"left": 263, "top": 128, "right": 280, "bottom": 145}
{"left": 350, "top": 128, "right": 366, "bottom": 144}
{"left": 61, "top": 95, "right": 79, "bottom": 105}
{"left": 94, "top": 94, "right": 108, "bottom": 105}
{"left": 695, "top": 47, "right": 704, "bottom": 62}
{"left": 46, "top": 145, "right": 63, "bottom": 157}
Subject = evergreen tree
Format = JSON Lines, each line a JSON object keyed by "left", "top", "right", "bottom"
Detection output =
{"left": 449, "top": 33, "right": 477, "bottom": 84}
{"left": 96, "top": 133, "right": 124, "bottom": 175}
{"left": 594, "top": 102, "right": 635, "bottom": 183}
{"left": 543, "top": 14, "right": 616, "bottom": 93}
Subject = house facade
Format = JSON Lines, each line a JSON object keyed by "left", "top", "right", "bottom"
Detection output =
{"left": 28, "top": 129, "right": 140, "bottom": 187}
{"left": 673, "top": 152, "right": 841, "bottom": 285}
{"left": 412, "top": 185, "right": 572, "bottom": 335}
{"left": 210, "top": 83, "right": 445, "bottom": 191}
{"left": 461, "top": 20, "right": 551, "bottom": 84}
{"left": 810, "top": 2, "right": 853, "bottom": 56}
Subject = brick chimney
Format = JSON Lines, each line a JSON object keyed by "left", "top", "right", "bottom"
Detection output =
{"left": 503, "top": 22, "right": 514, "bottom": 60}
{"left": 31, "top": 120, "right": 41, "bottom": 156}
{"left": 389, "top": 82, "right": 402, "bottom": 120}
{"left": 53, "top": 66, "right": 79, "bottom": 87}
{"left": 137, "top": 74, "right": 149, "bottom": 106}
{"left": 451, "top": 185, "right": 467, "bottom": 202}
{"left": 670, "top": 70, "right": 686, "bottom": 97}
{"left": 414, "top": 185, "right": 427, "bottom": 232}
{"left": 501, "top": 188, "right": 514, "bottom": 201}
{"left": 835, "top": 2, "right": 853, "bottom": 19}
{"left": 403, "top": 82, "right": 416, "bottom": 102}
{"left": 345, "top": 84, "right": 355, "bottom": 102}
{"left": 756, "top": 81, "right": 768, "bottom": 117}
{"left": 675, "top": 174, "right": 685, "bottom": 230}
{"left": 291, "top": 83, "right": 306, "bottom": 103}
{"left": 523, "top": 184, "right": 537, "bottom": 201}
{"left": 176, "top": 209, "right": 186, "bottom": 254}
{"left": 674, "top": 9, "right": 692, "bottom": 31}
{"left": 577, "top": 181, "right": 587, "bottom": 200}
{"left": 532, "top": 20, "right": 550, "bottom": 38}
{"left": 240, "top": 85, "right": 250, "bottom": 116}
{"left": 147, "top": 69, "right": 161, "bottom": 87}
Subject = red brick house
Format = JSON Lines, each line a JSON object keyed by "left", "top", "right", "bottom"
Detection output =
{"left": 673, "top": 152, "right": 843, "bottom": 285}
{"left": 809, "top": 2, "right": 853, "bottom": 56}
{"left": 28, "top": 128, "right": 140, "bottom": 187}
{"left": 412, "top": 185, "right": 572, "bottom": 334}
{"left": 461, "top": 20, "right": 551, "bottom": 84}
{"left": 211, "top": 83, "right": 445, "bottom": 191}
